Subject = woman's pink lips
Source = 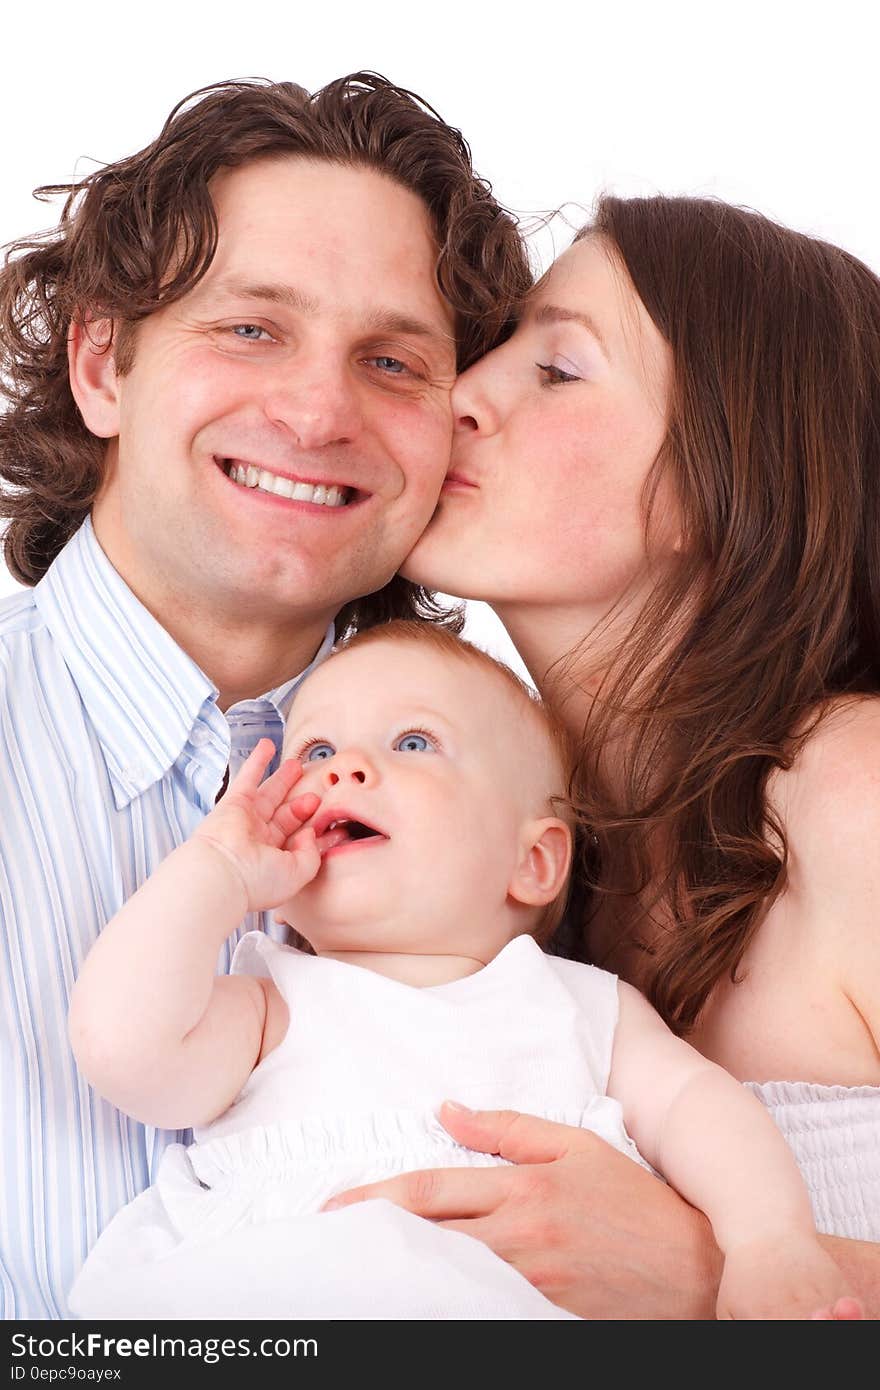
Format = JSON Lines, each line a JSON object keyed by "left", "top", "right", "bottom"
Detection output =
{"left": 441, "top": 473, "right": 478, "bottom": 491}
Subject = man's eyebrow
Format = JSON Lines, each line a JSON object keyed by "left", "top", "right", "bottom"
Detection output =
{"left": 212, "top": 278, "right": 320, "bottom": 314}
{"left": 532, "top": 303, "right": 611, "bottom": 360}
{"left": 207, "top": 278, "right": 455, "bottom": 352}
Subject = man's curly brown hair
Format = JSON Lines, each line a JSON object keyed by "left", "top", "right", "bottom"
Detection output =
{"left": 0, "top": 73, "right": 532, "bottom": 637}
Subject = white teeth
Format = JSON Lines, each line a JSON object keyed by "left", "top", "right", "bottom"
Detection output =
{"left": 224, "top": 461, "right": 349, "bottom": 507}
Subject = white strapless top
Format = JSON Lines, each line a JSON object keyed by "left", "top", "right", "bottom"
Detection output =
{"left": 747, "top": 1081, "right": 880, "bottom": 1241}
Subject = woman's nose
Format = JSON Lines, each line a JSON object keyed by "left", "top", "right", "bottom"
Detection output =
{"left": 451, "top": 347, "right": 506, "bottom": 438}
{"left": 321, "top": 748, "right": 378, "bottom": 789}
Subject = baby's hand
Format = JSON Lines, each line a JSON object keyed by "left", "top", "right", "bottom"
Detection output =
{"left": 810, "top": 1298, "right": 864, "bottom": 1320}
{"left": 193, "top": 739, "right": 322, "bottom": 912}
{"left": 717, "top": 1232, "right": 861, "bottom": 1320}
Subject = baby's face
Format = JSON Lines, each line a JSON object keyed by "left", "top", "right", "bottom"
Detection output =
{"left": 281, "top": 637, "right": 563, "bottom": 958}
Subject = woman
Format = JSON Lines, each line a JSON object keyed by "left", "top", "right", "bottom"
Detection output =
{"left": 330, "top": 195, "right": 880, "bottom": 1318}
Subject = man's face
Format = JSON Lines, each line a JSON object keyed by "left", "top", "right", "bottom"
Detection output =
{"left": 87, "top": 158, "right": 456, "bottom": 628}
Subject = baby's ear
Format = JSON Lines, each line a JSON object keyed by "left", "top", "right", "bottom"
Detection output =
{"left": 507, "top": 818, "right": 572, "bottom": 907}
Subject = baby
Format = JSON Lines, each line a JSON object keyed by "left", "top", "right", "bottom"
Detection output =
{"left": 68, "top": 621, "right": 859, "bottom": 1320}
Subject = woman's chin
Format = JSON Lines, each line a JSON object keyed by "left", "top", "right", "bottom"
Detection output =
{"left": 399, "top": 530, "right": 452, "bottom": 588}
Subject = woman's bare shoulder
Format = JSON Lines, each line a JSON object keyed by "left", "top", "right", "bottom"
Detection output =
{"left": 768, "top": 696, "right": 880, "bottom": 845}
{"left": 767, "top": 696, "right": 880, "bottom": 1044}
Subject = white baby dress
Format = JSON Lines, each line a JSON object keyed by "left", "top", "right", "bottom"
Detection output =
{"left": 69, "top": 932, "right": 648, "bottom": 1320}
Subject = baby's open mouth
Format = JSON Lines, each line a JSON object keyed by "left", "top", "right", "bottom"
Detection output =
{"left": 325, "top": 818, "right": 384, "bottom": 843}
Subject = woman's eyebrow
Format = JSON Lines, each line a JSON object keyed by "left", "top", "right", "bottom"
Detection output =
{"left": 532, "top": 303, "right": 611, "bottom": 361}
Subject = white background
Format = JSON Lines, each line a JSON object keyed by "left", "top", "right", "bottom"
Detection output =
{"left": 2, "top": 0, "right": 878, "bottom": 681}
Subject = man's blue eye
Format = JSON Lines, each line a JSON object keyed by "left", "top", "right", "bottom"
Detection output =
{"left": 303, "top": 742, "right": 336, "bottom": 762}
{"left": 394, "top": 732, "right": 432, "bottom": 753}
{"left": 374, "top": 356, "right": 407, "bottom": 373}
{"left": 232, "top": 324, "right": 267, "bottom": 340}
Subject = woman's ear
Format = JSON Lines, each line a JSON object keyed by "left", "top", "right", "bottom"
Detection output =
{"left": 508, "top": 818, "right": 572, "bottom": 907}
{"left": 67, "top": 318, "right": 122, "bottom": 438}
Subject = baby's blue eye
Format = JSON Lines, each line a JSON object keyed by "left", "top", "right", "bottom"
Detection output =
{"left": 394, "top": 732, "right": 433, "bottom": 753}
{"left": 303, "top": 742, "right": 336, "bottom": 762}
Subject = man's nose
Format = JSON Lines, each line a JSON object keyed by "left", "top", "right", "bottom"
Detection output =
{"left": 263, "top": 362, "right": 363, "bottom": 450}
{"left": 321, "top": 748, "right": 378, "bottom": 789}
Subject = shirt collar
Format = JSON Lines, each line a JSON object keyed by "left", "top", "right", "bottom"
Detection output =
{"left": 34, "top": 517, "right": 334, "bottom": 809}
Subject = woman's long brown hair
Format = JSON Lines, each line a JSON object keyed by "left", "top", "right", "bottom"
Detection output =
{"left": 0, "top": 73, "right": 531, "bottom": 639}
{"left": 567, "top": 196, "right": 880, "bottom": 1033}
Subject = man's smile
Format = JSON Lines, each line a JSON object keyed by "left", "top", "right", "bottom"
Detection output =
{"left": 215, "top": 456, "right": 369, "bottom": 508}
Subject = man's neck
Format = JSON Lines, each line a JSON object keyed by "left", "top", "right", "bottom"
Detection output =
{"left": 159, "top": 607, "right": 330, "bottom": 710}
{"left": 90, "top": 518, "right": 332, "bottom": 707}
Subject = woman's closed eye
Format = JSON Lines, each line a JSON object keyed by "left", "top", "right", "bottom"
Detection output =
{"left": 536, "top": 361, "right": 582, "bottom": 386}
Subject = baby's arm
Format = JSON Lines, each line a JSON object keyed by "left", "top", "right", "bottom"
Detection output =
{"left": 69, "top": 741, "right": 320, "bottom": 1130}
{"left": 608, "top": 983, "right": 856, "bottom": 1319}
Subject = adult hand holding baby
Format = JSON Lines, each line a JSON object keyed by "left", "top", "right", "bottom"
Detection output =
{"left": 326, "top": 1101, "right": 723, "bottom": 1320}
{"left": 330, "top": 1102, "right": 863, "bottom": 1319}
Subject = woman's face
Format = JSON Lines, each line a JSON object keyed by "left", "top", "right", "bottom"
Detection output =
{"left": 403, "top": 235, "right": 674, "bottom": 612}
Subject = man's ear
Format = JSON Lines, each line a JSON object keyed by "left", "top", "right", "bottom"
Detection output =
{"left": 508, "top": 818, "right": 572, "bottom": 907}
{"left": 67, "top": 318, "right": 122, "bottom": 438}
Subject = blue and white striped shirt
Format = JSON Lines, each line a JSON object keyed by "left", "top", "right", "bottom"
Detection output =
{"left": 0, "top": 517, "right": 333, "bottom": 1319}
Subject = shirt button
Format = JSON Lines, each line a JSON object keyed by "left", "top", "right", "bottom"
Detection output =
{"left": 190, "top": 726, "right": 212, "bottom": 747}
{"left": 122, "top": 761, "right": 146, "bottom": 783}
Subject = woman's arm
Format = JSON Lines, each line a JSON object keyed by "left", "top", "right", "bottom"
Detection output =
{"left": 325, "top": 1102, "right": 879, "bottom": 1318}
{"left": 324, "top": 1101, "right": 723, "bottom": 1318}
{"left": 68, "top": 742, "right": 320, "bottom": 1128}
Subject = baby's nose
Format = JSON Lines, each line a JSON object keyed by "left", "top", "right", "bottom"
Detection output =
{"left": 325, "top": 766, "right": 366, "bottom": 786}
{"left": 321, "top": 749, "right": 376, "bottom": 788}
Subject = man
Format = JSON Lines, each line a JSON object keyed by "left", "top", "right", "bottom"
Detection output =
{"left": 0, "top": 73, "right": 530, "bottom": 1318}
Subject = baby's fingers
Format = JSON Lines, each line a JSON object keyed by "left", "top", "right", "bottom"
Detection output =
{"left": 273, "top": 793, "right": 321, "bottom": 839}
{"left": 225, "top": 738, "right": 277, "bottom": 797}
{"left": 811, "top": 1297, "right": 864, "bottom": 1320}
{"left": 283, "top": 827, "right": 322, "bottom": 889}
{"left": 252, "top": 757, "right": 306, "bottom": 818}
